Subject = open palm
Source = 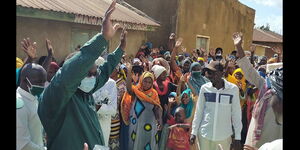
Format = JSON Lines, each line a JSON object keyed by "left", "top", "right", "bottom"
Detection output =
{"left": 21, "top": 38, "right": 37, "bottom": 59}
{"left": 101, "top": 0, "right": 121, "bottom": 41}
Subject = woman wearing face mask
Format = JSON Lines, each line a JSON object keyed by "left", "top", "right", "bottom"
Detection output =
{"left": 188, "top": 62, "right": 210, "bottom": 96}
{"left": 121, "top": 68, "right": 163, "bottom": 150}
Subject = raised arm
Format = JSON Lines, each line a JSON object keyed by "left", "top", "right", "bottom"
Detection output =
{"left": 18, "top": 38, "right": 38, "bottom": 86}
{"left": 126, "top": 63, "right": 134, "bottom": 96}
{"left": 92, "top": 29, "right": 126, "bottom": 92}
{"left": 224, "top": 58, "right": 236, "bottom": 78}
{"left": 20, "top": 38, "right": 37, "bottom": 66}
{"left": 41, "top": 39, "right": 54, "bottom": 72}
{"left": 167, "top": 33, "right": 176, "bottom": 52}
{"left": 39, "top": 0, "right": 120, "bottom": 117}
{"left": 249, "top": 45, "right": 256, "bottom": 66}
{"left": 170, "top": 38, "right": 183, "bottom": 72}
{"left": 233, "top": 32, "right": 265, "bottom": 90}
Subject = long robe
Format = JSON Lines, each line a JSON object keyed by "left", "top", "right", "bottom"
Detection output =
{"left": 38, "top": 33, "right": 123, "bottom": 150}
{"left": 128, "top": 98, "right": 160, "bottom": 150}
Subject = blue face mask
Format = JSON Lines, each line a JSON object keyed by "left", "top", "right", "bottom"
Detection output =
{"left": 78, "top": 76, "right": 96, "bottom": 93}
{"left": 26, "top": 77, "right": 45, "bottom": 98}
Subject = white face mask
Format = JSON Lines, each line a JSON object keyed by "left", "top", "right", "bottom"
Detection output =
{"left": 78, "top": 76, "right": 96, "bottom": 93}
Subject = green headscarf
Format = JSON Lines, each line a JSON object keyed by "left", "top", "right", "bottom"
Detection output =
{"left": 179, "top": 88, "right": 194, "bottom": 118}
{"left": 189, "top": 62, "right": 209, "bottom": 95}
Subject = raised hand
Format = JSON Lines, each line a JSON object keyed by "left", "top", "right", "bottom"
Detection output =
{"left": 175, "top": 37, "right": 183, "bottom": 49}
{"left": 250, "top": 45, "right": 256, "bottom": 53}
{"left": 228, "top": 59, "right": 236, "bottom": 68}
{"left": 209, "top": 48, "right": 215, "bottom": 57}
{"left": 271, "top": 46, "right": 282, "bottom": 54}
{"left": 21, "top": 38, "right": 37, "bottom": 59}
{"left": 232, "top": 32, "right": 243, "bottom": 46}
{"left": 182, "top": 47, "right": 187, "bottom": 53}
{"left": 83, "top": 143, "right": 88, "bottom": 150}
{"left": 119, "top": 28, "right": 127, "bottom": 51}
{"left": 101, "top": 0, "right": 121, "bottom": 41}
{"left": 46, "top": 39, "right": 54, "bottom": 56}
{"left": 169, "top": 33, "right": 176, "bottom": 40}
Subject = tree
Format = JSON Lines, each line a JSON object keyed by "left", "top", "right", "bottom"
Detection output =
{"left": 259, "top": 23, "right": 270, "bottom": 31}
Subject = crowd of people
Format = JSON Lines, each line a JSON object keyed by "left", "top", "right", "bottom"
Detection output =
{"left": 16, "top": 1, "right": 283, "bottom": 150}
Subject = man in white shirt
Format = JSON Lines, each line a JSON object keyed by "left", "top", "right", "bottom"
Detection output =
{"left": 17, "top": 63, "right": 47, "bottom": 150}
{"left": 190, "top": 61, "right": 242, "bottom": 150}
{"left": 93, "top": 57, "right": 118, "bottom": 146}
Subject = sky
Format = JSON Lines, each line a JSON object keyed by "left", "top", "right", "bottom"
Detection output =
{"left": 238, "top": 0, "right": 282, "bottom": 35}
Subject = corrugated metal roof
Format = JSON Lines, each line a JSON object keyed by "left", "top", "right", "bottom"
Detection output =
{"left": 16, "top": 0, "right": 160, "bottom": 27}
{"left": 253, "top": 29, "right": 282, "bottom": 43}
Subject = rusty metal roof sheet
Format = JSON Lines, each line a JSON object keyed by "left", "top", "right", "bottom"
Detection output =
{"left": 253, "top": 29, "right": 282, "bottom": 43}
{"left": 17, "top": 0, "right": 160, "bottom": 27}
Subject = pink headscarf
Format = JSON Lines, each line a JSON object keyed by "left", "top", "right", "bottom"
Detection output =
{"left": 49, "top": 62, "right": 59, "bottom": 71}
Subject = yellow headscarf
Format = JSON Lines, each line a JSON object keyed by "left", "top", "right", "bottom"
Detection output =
{"left": 121, "top": 71, "right": 161, "bottom": 125}
{"left": 198, "top": 57, "right": 205, "bottom": 62}
{"left": 16, "top": 57, "right": 24, "bottom": 69}
{"left": 227, "top": 68, "right": 247, "bottom": 107}
{"left": 227, "top": 68, "right": 246, "bottom": 91}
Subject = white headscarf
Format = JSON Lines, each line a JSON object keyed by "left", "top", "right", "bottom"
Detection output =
{"left": 151, "top": 65, "right": 167, "bottom": 79}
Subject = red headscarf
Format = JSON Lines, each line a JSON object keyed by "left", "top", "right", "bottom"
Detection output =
{"left": 49, "top": 62, "right": 59, "bottom": 71}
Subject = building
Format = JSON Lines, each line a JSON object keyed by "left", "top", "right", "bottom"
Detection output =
{"left": 17, "top": 0, "right": 160, "bottom": 63}
{"left": 124, "top": 0, "right": 255, "bottom": 55}
{"left": 252, "top": 28, "right": 282, "bottom": 58}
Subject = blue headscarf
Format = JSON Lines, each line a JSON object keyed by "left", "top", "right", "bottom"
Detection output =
{"left": 181, "top": 58, "right": 192, "bottom": 74}
{"left": 259, "top": 71, "right": 266, "bottom": 79}
{"left": 145, "top": 42, "right": 153, "bottom": 49}
{"left": 16, "top": 68, "right": 21, "bottom": 86}
{"left": 179, "top": 88, "right": 194, "bottom": 118}
{"left": 189, "top": 62, "right": 209, "bottom": 95}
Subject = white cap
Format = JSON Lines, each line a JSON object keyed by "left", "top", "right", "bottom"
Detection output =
{"left": 151, "top": 65, "right": 166, "bottom": 79}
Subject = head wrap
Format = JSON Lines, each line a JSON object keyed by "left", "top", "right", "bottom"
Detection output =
{"left": 268, "top": 67, "right": 283, "bottom": 100}
{"left": 132, "top": 58, "right": 142, "bottom": 66}
{"left": 169, "top": 92, "right": 177, "bottom": 97}
{"left": 151, "top": 65, "right": 167, "bottom": 79}
{"left": 258, "top": 56, "right": 267, "bottom": 64}
{"left": 197, "top": 57, "right": 205, "bottom": 62}
{"left": 49, "top": 62, "right": 59, "bottom": 71}
{"left": 164, "top": 51, "right": 171, "bottom": 57}
{"left": 145, "top": 42, "right": 153, "bottom": 49}
{"left": 121, "top": 71, "right": 161, "bottom": 125}
{"left": 227, "top": 68, "right": 246, "bottom": 92}
{"left": 189, "top": 62, "right": 209, "bottom": 95}
{"left": 179, "top": 88, "right": 194, "bottom": 118}
{"left": 16, "top": 57, "right": 24, "bottom": 69}
{"left": 151, "top": 58, "right": 170, "bottom": 75}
